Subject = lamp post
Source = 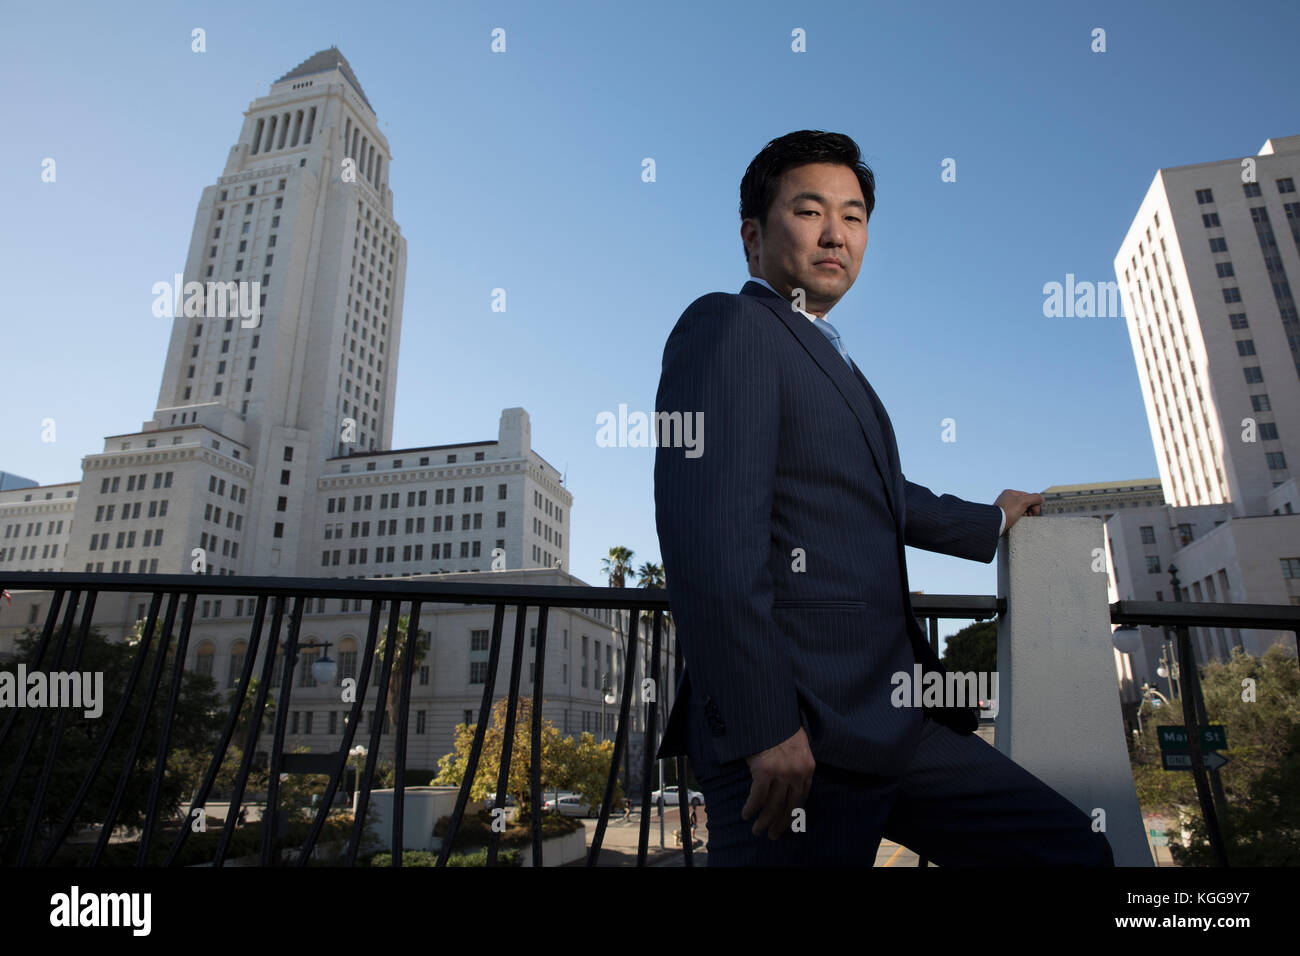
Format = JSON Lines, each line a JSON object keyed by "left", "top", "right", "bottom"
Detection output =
{"left": 348, "top": 744, "right": 368, "bottom": 809}
{"left": 294, "top": 639, "right": 337, "bottom": 687}
{"left": 1112, "top": 625, "right": 1144, "bottom": 741}
{"left": 601, "top": 677, "right": 615, "bottom": 743}
{"left": 1156, "top": 644, "right": 1180, "bottom": 702}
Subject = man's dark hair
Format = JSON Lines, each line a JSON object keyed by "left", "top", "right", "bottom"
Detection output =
{"left": 739, "top": 130, "right": 876, "bottom": 267}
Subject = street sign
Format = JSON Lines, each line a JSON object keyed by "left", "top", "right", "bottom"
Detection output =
{"left": 1157, "top": 725, "right": 1227, "bottom": 751}
{"left": 1201, "top": 725, "right": 1228, "bottom": 749}
{"left": 1161, "top": 751, "right": 1229, "bottom": 772}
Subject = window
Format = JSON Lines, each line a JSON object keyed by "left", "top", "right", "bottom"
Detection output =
{"left": 1237, "top": 339, "right": 1256, "bottom": 356}
{"left": 1195, "top": 188, "right": 1214, "bottom": 204}
{"left": 1145, "top": 556, "right": 1161, "bottom": 574}
{"left": 284, "top": 447, "right": 294, "bottom": 461}
{"left": 1139, "top": 525, "right": 1155, "bottom": 544}
{"left": 1278, "top": 178, "right": 1296, "bottom": 194}
{"left": 280, "top": 469, "right": 291, "bottom": 485}
{"left": 1244, "top": 367, "right": 1264, "bottom": 384}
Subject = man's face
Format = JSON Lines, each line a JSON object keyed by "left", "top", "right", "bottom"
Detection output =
{"left": 742, "top": 161, "right": 868, "bottom": 317}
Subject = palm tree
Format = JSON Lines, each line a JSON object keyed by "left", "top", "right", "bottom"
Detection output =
{"left": 601, "top": 546, "right": 636, "bottom": 666}
{"left": 635, "top": 563, "right": 674, "bottom": 752}
{"left": 635, "top": 561, "right": 670, "bottom": 632}
{"left": 601, "top": 547, "right": 635, "bottom": 590}
{"left": 602, "top": 547, "right": 635, "bottom": 787}
{"left": 372, "top": 614, "right": 429, "bottom": 739}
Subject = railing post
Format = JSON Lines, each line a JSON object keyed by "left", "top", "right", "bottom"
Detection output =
{"left": 995, "top": 516, "right": 1152, "bottom": 866}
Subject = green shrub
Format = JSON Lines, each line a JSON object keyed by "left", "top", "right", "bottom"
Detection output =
{"left": 369, "top": 847, "right": 521, "bottom": 867}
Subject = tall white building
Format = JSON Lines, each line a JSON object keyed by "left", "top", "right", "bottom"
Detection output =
{"left": 1114, "top": 135, "right": 1300, "bottom": 516}
{"left": 1107, "top": 135, "right": 1300, "bottom": 696}
{"left": 0, "top": 50, "right": 646, "bottom": 777}
{"left": 55, "top": 48, "right": 407, "bottom": 579}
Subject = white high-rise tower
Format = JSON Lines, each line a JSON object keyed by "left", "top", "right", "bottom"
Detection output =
{"left": 1114, "top": 135, "right": 1300, "bottom": 518}
{"left": 61, "top": 48, "right": 408, "bottom": 577}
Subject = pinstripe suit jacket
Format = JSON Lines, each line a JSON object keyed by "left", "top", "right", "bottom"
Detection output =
{"left": 653, "top": 280, "right": 1002, "bottom": 778}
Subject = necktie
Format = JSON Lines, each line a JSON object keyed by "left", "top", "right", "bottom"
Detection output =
{"left": 811, "top": 316, "right": 853, "bottom": 367}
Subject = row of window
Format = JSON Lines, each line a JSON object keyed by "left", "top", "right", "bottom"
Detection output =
{"left": 320, "top": 538, "right": 501, "bottom": 566}
{"left": 248, "top": 102, "right": 315, "bottom": 154}
{"left": 197, "top": 530, "right": 240, "bottom": 561}
{"left": 283, "top": 709, "right": 425, "bottom": 736}
{"left": 3, "top": 519, "right": 65, "bottom": 538}
{"left": 100, "top": 471, "right": 174, "bottom": 495}
{"left": 0, "top": 543, "right": 62, "bottom": 562}
{"left": 1196, "top": 179, "right": 1296, "bottom": 206}
{"left": 337, "top": 450, "right": 487, "bottom": 473}
{"left": 325, "top": 484, "right": 503, "bottom": 513}
{"left": 88, "top": 529, "right": 165, "bottom": 551}
{"left": 82, "top": 558, "right": 160, "bottom": 573}
{"left": 95, "top": 500, "right": 168, "bottom": 522}
{"left": 325, "top": 512, "right": 505, "bottom": 539}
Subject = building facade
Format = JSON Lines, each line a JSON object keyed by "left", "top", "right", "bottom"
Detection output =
{"left": 0, "top": 50, "right": 674, "bottom": 785}
{"left": 1106, "top": 135, "right": 1300, "bottom": 709}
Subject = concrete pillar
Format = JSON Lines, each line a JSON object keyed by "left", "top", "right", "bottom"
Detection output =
{"left": 995, "top": 516, "right": 1153, "bottom": 866}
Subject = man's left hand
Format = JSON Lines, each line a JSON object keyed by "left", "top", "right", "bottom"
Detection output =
{"left": 994, "top": 489, "right": 1043, "bottom": 535}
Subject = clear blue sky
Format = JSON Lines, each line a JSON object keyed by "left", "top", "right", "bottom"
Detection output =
{"left": 3, "top": 0, "right": 1297, "bottom": 638}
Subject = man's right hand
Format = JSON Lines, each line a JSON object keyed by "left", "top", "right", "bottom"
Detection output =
{"left": 741, "top": 727, "right": 815, "bottom": 839}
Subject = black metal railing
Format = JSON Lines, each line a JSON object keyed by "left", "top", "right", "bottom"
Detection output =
{"left": 10, "top": 569, "right": 1288, "bottom": 867}
{"left": 0, "top": 571, "right": 693, "bottom": 867}
{"left": 0, "top": 572, "right": 1018, "bottom": 868}
{"left": 1110, "top": 598, "right": 1299, "bottom": 868}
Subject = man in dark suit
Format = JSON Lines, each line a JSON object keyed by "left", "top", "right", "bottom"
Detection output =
{"left": 653, "top": 130, "right": 1113, "bottom": 867}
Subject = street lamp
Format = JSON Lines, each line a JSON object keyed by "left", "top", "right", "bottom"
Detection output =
{"left": 1156, "top": 643, "right": 1181, "bottom": 701}
{"left": 1111, "top": 625, "right": 1142, "bottom": 655}
{"left": 601, "top": 676, "right": 615, "bottom": 742}
{"left": 1142, "top": 682, "right": 1173, "bottom": 708}
{"left": 294, "top": 639, "right": 336, "bottom": 686}
{"left": 348, "top": 744, "right": 368, "bottom": 806}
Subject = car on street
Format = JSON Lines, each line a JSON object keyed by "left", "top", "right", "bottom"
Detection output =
{"left": 650, "top": 786, "right": 704, "bottom": 807}
{"left": 543, "top": 792, "right": 602, "bottom": 818}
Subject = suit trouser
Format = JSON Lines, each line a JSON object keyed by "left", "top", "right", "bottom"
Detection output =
{"left": 695, "top": 715, "right": 1115, "bottom": 866}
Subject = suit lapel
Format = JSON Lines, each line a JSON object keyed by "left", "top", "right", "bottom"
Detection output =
{"left": 741, "top": 280, "right": 901, "bottom": 525}
{"left": 849, "top": 358, "right": 906, "bottom": 532}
